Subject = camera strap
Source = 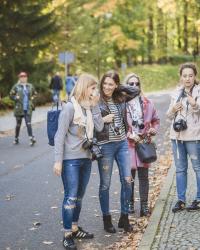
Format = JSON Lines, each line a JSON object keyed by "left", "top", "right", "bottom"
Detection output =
{"left": 105, "top": 100, "right": 123, "bottom": 129}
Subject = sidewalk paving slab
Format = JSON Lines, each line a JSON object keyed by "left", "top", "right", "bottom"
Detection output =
{"left": 139, "top": 163, "right": 200, "bottom": 250}
{"left": 139, "top": 164, "right": 175, "bottom": 250}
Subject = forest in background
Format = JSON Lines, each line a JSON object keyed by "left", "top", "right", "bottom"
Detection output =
{"left": 0, "top": 0, "right": 200, "bottom": 97}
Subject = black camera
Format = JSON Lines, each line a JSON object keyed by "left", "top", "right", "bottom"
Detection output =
{"left": 110, "top": 124, "right": 122, "bottom": 136}
{"left": 173, "top": 119, "right": 187, "bottom": 132}
{"left": 132, "top": 119, "right": 145, "bottom": 130}
{"left": 82, "top": 138, "right": 103, "bottom": 161}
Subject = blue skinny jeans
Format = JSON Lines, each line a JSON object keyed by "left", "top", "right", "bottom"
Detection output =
{"left": 171, "top": 140, "right": 200, "bottom": 202}
{"left": 97, "top": 140, "right": 132, "bottom": 215}
{"left": 61, "top": 158, "right": 91, "bottom": 231}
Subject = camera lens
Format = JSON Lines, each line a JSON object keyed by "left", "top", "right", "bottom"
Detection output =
{"left": 132, "top": 120, "right": 137, "bottom": 126}
{"left": 138, "top": 123, "right": 144, "bottom": 129}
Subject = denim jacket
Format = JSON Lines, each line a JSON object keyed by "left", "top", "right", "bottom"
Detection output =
{"left": 95, "top": 85, "right": 140, "bottom": 142}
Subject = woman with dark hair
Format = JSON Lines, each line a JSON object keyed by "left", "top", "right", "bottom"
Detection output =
{"left": 95, "top": 70, "right": 140, "bottom": 233}
{"left": 167, "top": 63, "right": 200, "bottom": 213}
{"left": 124, "top": 73, "right": 160, "bottom": 216}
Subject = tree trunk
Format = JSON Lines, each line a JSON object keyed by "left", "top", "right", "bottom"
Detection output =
{"left": 147, "top": 10, "right": 154, "bottom": 64}
{"left": 176, "top": 17, "right": 181, "bottom": 49}
{"left": 183, "top": 0, "right": 188, "bottom": 53}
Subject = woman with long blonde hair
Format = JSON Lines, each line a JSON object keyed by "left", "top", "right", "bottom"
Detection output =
{"left": 53, "top": 73, "right": 104, "bottom": 250}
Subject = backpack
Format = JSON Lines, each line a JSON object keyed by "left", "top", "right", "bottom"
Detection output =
{"left": 47, "top": 103, "right": 62, "bottom": 146}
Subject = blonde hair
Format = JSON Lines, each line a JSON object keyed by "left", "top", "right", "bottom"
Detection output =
{"left": 71, "top": 73, "right": 98, "bottom": 103}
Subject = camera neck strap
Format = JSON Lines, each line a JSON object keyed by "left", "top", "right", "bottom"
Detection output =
{"left": 175, "top": 84, "right": 195, "bottom": 120}
{"left": 105, "top": 100, "right": 123, "bottom": 126}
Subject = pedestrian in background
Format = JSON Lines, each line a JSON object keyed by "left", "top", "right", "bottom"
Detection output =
{"left": 65, "top": 74, "right": 77, "bottom": 97}
{"left": 124, "top": 73, "right": 160, "bottom": 216}
{"left": 53, "top": 73, "right": 104, "bottom": 250}
{"left": 95, "top": 70, "right": 140, "bottom": 233}
{"left": 167, "top": 63, "right": 200, "bottom": 212}
{"left": 49, "top": 72, "right": 63, "bottom": 103}
{"left": 10, "top": 72, "right": 37, "bottom": 146}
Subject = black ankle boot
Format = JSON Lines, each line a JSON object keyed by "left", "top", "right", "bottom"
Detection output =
{"left": 140, "top": 201, "right": 151, "bottom": 217}
{"left": 103, "top": 215, "right": 116, "bottom": 233}
{"left": 118, "top": 213, "right": 133, "bottom": 232}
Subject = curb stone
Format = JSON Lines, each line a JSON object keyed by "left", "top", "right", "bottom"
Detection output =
{"left": 138, "top": 164, "right": 175, "bottom": 250}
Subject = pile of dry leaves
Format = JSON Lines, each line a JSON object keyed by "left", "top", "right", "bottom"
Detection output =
{"left": 106, "top": 144, "right": 173, "bottom": 249}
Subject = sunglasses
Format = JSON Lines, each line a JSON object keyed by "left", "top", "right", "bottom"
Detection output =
{"left": 128, "top": 81, "right": 140, "bottom": 86}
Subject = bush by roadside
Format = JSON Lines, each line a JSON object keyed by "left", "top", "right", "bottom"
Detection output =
{"left": 0, "top": 90, "right": 52, "bottom": 111}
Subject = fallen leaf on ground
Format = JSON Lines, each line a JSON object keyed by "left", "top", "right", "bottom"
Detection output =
{"left": 43, "top": 241, "right": 54, "bottom": 245}
{"left": 33, "top": 221, "right": 41, "bottom": 226}
{"left": 51, "top": 206, "right": 58, "bottom": 209}
{"left": 29, "top": 227, "right": 38, "bottom": 231}
{"left": 5, "top": 194, "right": 15, "bottom": 201}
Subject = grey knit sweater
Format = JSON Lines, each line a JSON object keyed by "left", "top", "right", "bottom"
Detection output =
{"left": 54, "top": 102, "right": 104, "bottom": 162}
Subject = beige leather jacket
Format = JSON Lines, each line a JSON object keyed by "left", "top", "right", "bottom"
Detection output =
{"left": 167, "top": 84, "right": 200, "bottom": 141}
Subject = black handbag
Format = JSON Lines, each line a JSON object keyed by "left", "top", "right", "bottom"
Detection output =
{"left": 135, "top": 141, "right": 157, "bottom": 163}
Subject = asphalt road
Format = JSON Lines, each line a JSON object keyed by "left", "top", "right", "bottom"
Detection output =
{"left": 0, "top": 92, "right": 171, "bottom": 250}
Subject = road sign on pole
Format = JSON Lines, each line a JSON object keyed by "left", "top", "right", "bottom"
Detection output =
{"left": 58, "top": 51, "right": 75, "bottom": 76}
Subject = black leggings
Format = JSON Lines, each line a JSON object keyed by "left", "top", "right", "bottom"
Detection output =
{"left": 15, "top": 111, "right": 33, "bottom": 138}
{"left": 131, "top": 168, "right": 149, "bottom": 203}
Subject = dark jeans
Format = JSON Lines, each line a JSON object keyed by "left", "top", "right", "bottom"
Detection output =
{"left": 61, "top": 158, "right": 92, "bottom": 231}
{"left": 15, "top": 111, "right": 33, "bottom": 138}
{"left": 98, "top": 140, "right": 132, "bottom": 215}
{"left": 131, "top": 168, "right": 149, "bottom": 203}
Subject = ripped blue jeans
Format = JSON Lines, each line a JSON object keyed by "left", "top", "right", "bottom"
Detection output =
{"left": 61, "top": 158, "right": 91, "bottom": 231}
{"left": 171, "top": 140, "right": 200, "bottom": 202}
{"left": 98, "top": 140, "right": 132, "bottom": 215}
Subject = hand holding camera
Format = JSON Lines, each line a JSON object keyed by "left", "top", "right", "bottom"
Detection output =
{"left": 172, "top": 102, "right": 183, "bottom": 113}
{"left": 103, "top": 114, "right": 114, "bottom": 123}
{"left": 186, "top": 94, "right": 196, "bottom": 107}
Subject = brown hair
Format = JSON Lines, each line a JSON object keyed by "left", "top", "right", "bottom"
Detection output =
{"left": 100, "top": 70, "right": 124, "bottom": 103}
{"left": 179, "top": 63, "right": 199, "bottom": 85}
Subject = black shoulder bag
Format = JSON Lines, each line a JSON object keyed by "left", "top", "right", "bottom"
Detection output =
{"left": 130, "top": 97, "right": 157, "bottom": 163}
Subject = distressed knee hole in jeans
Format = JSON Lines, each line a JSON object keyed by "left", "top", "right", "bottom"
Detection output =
{"left": 125, "top": 176, "right": 132, "bottom": 184}
{"left": 64, "top": 197, "right": 77, "bottom": 210}
{"left": 190, "top": 154, "right": 198, "bottom": 160}
{"left": 103, "top": 165, "right": 109, "bottom": 171}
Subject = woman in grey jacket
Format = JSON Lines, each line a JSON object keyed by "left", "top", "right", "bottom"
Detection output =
{"left": 53, "top": 73, "right": 104, "bottom": 250}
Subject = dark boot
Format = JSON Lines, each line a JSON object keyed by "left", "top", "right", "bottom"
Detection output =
{"left": 103, "top": 215, "right": 116, "bottom": 233}
{"left": 140, "top": 201, "right": 151, "bottom": 217}
{"left": 118, "top": 213, "right": 133, "bottom": 232}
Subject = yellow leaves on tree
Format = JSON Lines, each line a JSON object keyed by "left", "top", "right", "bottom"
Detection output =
{"left": 106, "top": 25, "right": 140, "bottom": 50}
{"left": 157, "top": 0, "right": 177, "bottom": 16}
{"left": 196, "top": 19, "right": 200, "bottom": 32}
{"left": 84, "top": 0, "right": 125, "bottom": 18}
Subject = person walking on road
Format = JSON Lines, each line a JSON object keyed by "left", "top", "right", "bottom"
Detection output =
{"left": 66, "top": 74, "right": 77, "bottom": 97}
{"left": 167, "top": 63, "right": 200, "bottom": 213}
{"left": 9, "top": 71, "right": 37, "bottom": 146}
{"left": 124, "top": 73, "right": 160, "bottom": 216}
{"left": 49, "top": 72, "right": 63, "bottom": 103}
{"left": 95, "top": 70, "right": 140, "bottom": 233}
{"left": 53, "top": 73, "right": 104, "bottom": 250}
